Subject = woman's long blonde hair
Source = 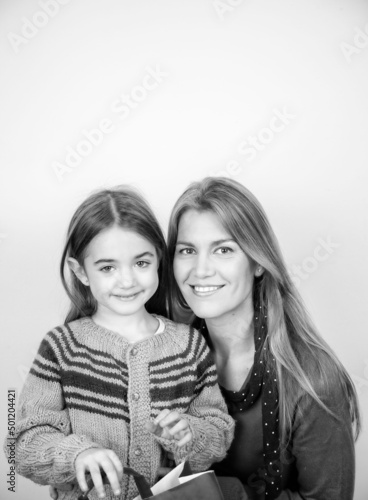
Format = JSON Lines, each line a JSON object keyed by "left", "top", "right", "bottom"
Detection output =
{"left": 167, "top": 177, "right": 360, "bottom": 443}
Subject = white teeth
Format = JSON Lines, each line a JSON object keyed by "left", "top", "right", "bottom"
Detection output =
{"left": 194, "top": 286, "right": 221, "bottom": 292}
{"left": 114, "top": 293, "right": 139, "bottom": 299}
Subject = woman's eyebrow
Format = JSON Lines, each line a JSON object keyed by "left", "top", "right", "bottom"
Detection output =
{"left": 176, "top": 240, "right": 194, "bottom": 246}
{"left": 176, "top": 239, "right": 236, "bottom": 247}
{"left": 212, "top": 238, "right": 237, "bottom": 246}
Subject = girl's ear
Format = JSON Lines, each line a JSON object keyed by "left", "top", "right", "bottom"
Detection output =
{"left": 67, "top": 258, "right": 89, "bottom": 286}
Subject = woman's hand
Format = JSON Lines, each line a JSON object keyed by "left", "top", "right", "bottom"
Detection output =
{"left": 74, "top": 448, "right": 123, "bottom": 498}
{"left": 147, "top": 409, "right": 193, "bottom": 447}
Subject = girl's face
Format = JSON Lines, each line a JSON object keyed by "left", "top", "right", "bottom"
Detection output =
{"left": 70, "top": 226, "right": 159, "bottom": 320}
{"left": 173, "top": 210, "right": 257, "bottom": 322}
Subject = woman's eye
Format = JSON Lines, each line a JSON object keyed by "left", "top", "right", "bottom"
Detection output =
{"left": 136, "top": 261, "right": 149, "bottom": 268}
{"left": 178, "top": 248, "right": 195, "bottom": 255}
{"left": 214, "top": 247, "right": 233, "bottom": 255}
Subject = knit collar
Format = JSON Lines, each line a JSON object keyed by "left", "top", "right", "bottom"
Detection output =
{"left": 77, "top": 315, "right": 171, "bottom": 349}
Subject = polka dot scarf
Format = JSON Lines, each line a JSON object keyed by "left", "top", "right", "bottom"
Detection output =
{"left": 251, "top": 305, "right": 281, "bottom": 499}
{"left": 197, "top": 304, "right": 282, "bottom": 499}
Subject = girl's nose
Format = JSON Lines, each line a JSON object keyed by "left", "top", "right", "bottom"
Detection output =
{"left": 118, "top": 267, "right": 135, "bottom": 287}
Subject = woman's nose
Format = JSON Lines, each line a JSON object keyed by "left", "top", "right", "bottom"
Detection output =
{"left": 193, "top": 254, "right": 215, "bottom": 278}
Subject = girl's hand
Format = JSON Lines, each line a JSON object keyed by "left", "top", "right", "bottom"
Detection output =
{"left": 74, "top": 448, "right": 123, "bottom": 499}
{"left": 49, "top": 484, "right": 73, "bottom": 499}
{"left": 147, "top": 409, "right": 193, "bottom": 447}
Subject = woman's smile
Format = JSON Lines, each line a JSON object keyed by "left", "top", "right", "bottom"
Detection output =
{"left": 189, "top": 284, "right": 225, "bottom": 297}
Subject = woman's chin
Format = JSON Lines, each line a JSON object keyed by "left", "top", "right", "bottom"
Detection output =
{"left": 187, "top": 302, "right": 224, "bottom": 321}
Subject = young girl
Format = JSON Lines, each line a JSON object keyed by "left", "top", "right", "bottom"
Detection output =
{"left": 12, "top": 186, "right": 234, "bottom": 500}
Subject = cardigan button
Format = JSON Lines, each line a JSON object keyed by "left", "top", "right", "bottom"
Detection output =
{"left": 134, "top": 447, "right": 142, "bottom": 456}
{"left": 132, "top": 393, "right": 140, "bottom": 401}
{"left": 131, "top": 348, "right": 138, "bottom": 356}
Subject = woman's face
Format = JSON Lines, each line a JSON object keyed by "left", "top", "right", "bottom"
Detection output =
{"left": 173, "top": 209, "right": 257, "bottom": 322}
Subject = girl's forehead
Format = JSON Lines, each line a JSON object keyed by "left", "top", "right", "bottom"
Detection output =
{"left": 86, "top": 226, "right": 156, "bottom": 257}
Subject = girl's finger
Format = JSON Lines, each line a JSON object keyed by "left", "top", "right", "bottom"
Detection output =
{"left": 146, "top": 420, "right": 161, "bottom": 436}
{"left": 88, "top": 465, "right": 106, "bottom": 499}
{"left": 100, "top": 456, "right": 121, "bottom": 496}
{"left": 156, "top": 410, "right": 181, "bottom": 429}
{"left": 49, "top": 486, "right": 58, "bottom": 500}
{"left": 177, "top": 431, "right": 193, "bottom": 448}
{"left": 153, "top": 409, "right": 172, "bottom": 425}
{"left": 75, "top": 462, "right": 89, "bottom": 493}
{"left": 173, "top": 429, "right": 188, "bottom": 441}
{"left": 168, "top": 419, "right": 189, "bottom": 437}
{"left": 107, "top": 450, "right": 124, "bottom": 484}
{"left": 51, "top": 484, "right": 74, "bottom": 492}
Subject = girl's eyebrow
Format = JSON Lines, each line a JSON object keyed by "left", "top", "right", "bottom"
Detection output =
{"left": 94, "top": 252, "right": 155, "bottom": 265}
{"left": 134, "top": 251, "right": 155, "bottom": 259}
{"left": 94, "top": 258, "right": 116, "bottom": 264}
{"left": 176, "top": 239, "right": 236, "bottom": 247}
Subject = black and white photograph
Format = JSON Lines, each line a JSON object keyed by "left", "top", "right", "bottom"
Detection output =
{"left": 1, "top": 1, "right": 368, "bottom": 499}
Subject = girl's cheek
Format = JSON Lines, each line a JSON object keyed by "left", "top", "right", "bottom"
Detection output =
{"left": 154, "top": 273, "right": 159, "bottom": 290}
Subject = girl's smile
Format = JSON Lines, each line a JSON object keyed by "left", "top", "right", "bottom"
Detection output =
{"left": 112, "top": 291, "right": 143, "bottom": 300}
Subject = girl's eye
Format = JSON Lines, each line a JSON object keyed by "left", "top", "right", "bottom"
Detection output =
{"left": 136, "top": 261, "right": 149, "bottom": 268}
{"left": 178, "top": 248, "right": 195, "bottom": 255}
{"left": 100, "top": 265, "right": 114, "bottom": 272}
{"left": 214, "top": 247, "right": 233, "bottom": 255}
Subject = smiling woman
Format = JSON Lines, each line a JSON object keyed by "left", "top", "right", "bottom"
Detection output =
{"left": 174, "top": 209, "right": 258, "bottom": 322}
{"left": 167, "top": 177, "right": 361, "bottom": 500}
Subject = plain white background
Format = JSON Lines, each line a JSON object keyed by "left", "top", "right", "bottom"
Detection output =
{"left": 1, "top": 0, "right": 368, "bottom": 498}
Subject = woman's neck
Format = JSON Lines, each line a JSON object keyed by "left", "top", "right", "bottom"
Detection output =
{"left": 92, "top": 308, "right": 158, "bottom": 343}
{"left": 206, "top": 311, "right": 256, "bottom": 391}
{"left": 205, "top": 309, "right": 255, "bottom": 357}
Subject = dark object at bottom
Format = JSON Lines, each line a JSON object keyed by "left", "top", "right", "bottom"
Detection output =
{"left": 78, "top": 462, "right": 225, "bottom": 500}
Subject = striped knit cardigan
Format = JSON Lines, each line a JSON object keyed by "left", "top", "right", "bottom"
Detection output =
{"left": 12, "top": 315, "right": 234, "bottom": 500}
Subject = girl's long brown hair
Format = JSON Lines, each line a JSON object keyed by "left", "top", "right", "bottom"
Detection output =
{"left": 60, "top": 186, "right": 171, "bottom": 323}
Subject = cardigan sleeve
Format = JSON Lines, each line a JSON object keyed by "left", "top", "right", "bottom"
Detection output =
{"left": 276, "top": 382, "right": 355, "bottom": 500}
{"left": 6, "top": 332, "right": 99, "bottom": 485}
{"left": 152, "top": 331, "right": 235, "bottom": 471}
